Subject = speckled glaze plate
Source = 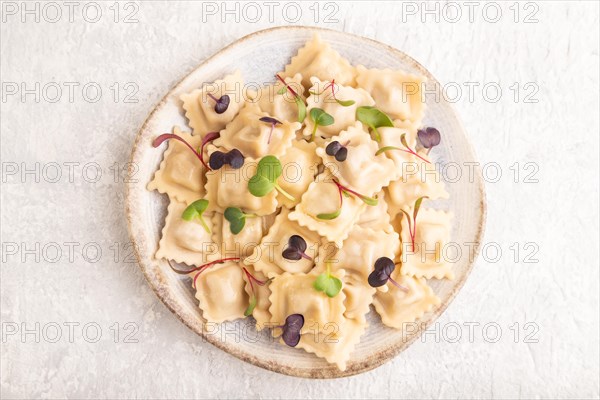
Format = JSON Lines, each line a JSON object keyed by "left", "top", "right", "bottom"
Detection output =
{"left": 125, "top": 26, "right": 486, "bottom": 378}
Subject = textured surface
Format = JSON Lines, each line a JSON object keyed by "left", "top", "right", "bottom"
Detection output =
{"left": 1, "top": 1, "right": 599, "bottom": 398}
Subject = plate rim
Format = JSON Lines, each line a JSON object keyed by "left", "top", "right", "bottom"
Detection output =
{"left": 125, "top": 25, "right": 487, "bottom": 379}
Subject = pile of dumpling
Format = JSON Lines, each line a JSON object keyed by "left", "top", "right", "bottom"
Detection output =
{"left": 148, "top": 34, "right": 453, "bottom": 371}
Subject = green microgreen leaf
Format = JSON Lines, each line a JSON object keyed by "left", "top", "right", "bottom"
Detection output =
{"left": 277, "top": 86, "right": 287, "bottom": 95}
{"left": 181, "top": 199, "right": 211, "bottom": 233}
{"left": 244, "top": 295, "right": 257, "bottom": 317}
{"left": 295, "top": 96, "right": 306, "bottom": 123}
{"left": 356, "top": 106, "right": 394, "bottom": 142}
{"left": 313, "top": 273, "right": 342, "bottom": 298}
{"left": 313, "top": 261, "right": 342, "bottom": 297}
{"left": 316, "top": 208, "right": 341, "bottom": 220}
{"left": 375, "top": 145, "right": 403, "bottom": 156}
{"left": 256, "top": 155, "right": 282, "bottom": 180}
{"left": 248, "top": 174, "right": 274, "bottom": 197}
{"left": 309, "top": 108, "right": 334, "bottom": 141}
{"left": 358, "top": 194, "right": 379, "bottom": 206}
{"left": 336, "top": 98, "right": 355, "bottom": 107}
{"left": 224, "top": 206, "right": 255, "bottom": 235}
{"left": 248, "top": 156, "right": 296, "bottom": 201}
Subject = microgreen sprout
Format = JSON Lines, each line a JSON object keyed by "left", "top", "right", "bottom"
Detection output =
{"left": 375, "top": 133, "right": 431, "bottom": 164}
{"left": 198, "top": 131, "right": 220, "bottom": 171}
{"left": 282, "top": 235, "right": 313, "bottom": 261}
{"left": 168, "top": 257, "right": 241, "bottom": 289}
{"left": 279, "top": 314, "right": 304, "bottom": 347}
{"left": 367, "top": 257, "right": 409, "bottom": 291}
{"left": 313, "top": 260, "right": 342, "bottom": 298}
{"left": 276, "top": 74, "right": 306, "bottom": 122}
{"left": 248, "top": 155, "right": 295, "bottom": 201}
{"left": 417, "top": 127, "right": 441, "bottom": 154}
{"left": 309, "top": 79, "right": 355, "bottom": 107}
{"left": 181, "top": 199, "right": 211, "bottom": 233}
{"left": 309, "top": 108, "right": 334, "bottom": 142}
{"left": 259, "top": 116, "right": 282, "bottom": 144}
{"left": 224, "top": 207, "right": 256, "bottom": 235}
{"left": 242, "top": 267, "right": 270, "bottom": 317}
{"left": 356, "top": 106, "right": 394, "bottom": 142}
{"left": 316, "top": 179, "right": 377, "bottom": 220}
{"left": 209, "top": 149, "right": 245, "bottom": 170}
{"left": 153, "top": 133, "right": 210, "bottom": 170}
{"left": 400, "top": 196, "right": 428, "bottom": 252}
{"left": 207, "top": 93, "right": 230, "bottom": 114}
{"left": 325, "top": 140, "right": 348, "bottom": 162}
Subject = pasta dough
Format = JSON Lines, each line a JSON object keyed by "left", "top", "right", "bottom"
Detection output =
{"left": 355, "top": 65, "right": 426, "bottom": 124}
{"left": 303, "top": 78, "right": 375, "bottom": 144}
{"left": 156, "top": 200, "right": 217, "bottom": 266}
{"left": 147, "top": 126, "right": 206, "bottom": 205}
{"left": 181, "top": 70, "right": 248, "bottom": 136}
{"left": 372, "top": 269, "right": 441, "bottom": 329}
{"left": 397, "top": 208, "right": 454, "bottom": 279}
{"left": 246, "top": 208, "right": 322, "bottom": 278}
{"left": 214, "top": 102, "right": 301, "bottom": 159}
{"left": 204, "top": 148, "right": 278, "bottom": 216}
{"left": 195, "top": 260, "right": 249, "bottom": 323}
{"left": 316, "top": 123, "right": 400, "bottom": 196}
{"left": 282, "top": 34, "right": 356, "bottom": 90}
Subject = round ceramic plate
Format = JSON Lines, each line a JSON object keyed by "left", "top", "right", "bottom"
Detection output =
{"left": 125, "top": 26, "right": 486, "bottom": 378}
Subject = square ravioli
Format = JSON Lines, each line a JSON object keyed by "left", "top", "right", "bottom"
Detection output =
{"left": 372, "top": 270, "right": 440, "bottom": 329}
{"left": 282, "top": 33, "right": 356, "bottom": 91}
{"left": 377, "top": 119, "right": 420, "bottom": 173}
{"left": 268, "top": 272, "right": 346, "bottom": 335}
{"left": 147, "top": 126, "right": 206, "bottom": 205}
{"left": 288, "top": 175, "right": 366, "bottom": 246}
{"left": 180, "top": 70, "right": 247, "bottom": 135}
{"left": 213, "top": 102, "right": 301, "bottom": 159}
{"left": 302, "top": 77, "right": 375, "bottom": 144}
{"left": 245, "top": 208, "right": 322, "bottom": 278}
{"left": 276, "top": 139, "right": 320, "bottom": 209}
{"left": 295, "top": 316, "right": 366, "bottom": 372}
{"left": 255, "top": 73, "right": 305, "bottom": 123}
{"left": 211, "top": 212, "right": 275, "bottom": 259}
{"left": 156, "top": 200, "right": 217, "bottom": 266}
{"left": 195, "top": 261, "right": 249, "bottom": 323}
{"left": 315, "top": 225, "right": 399, "bottom": 321}
{"left": 355, "top": 65, "right": 426, "bottom": 124}
{"left": 316, "top": 122, "right": 400, "bottom": 196}
{"left": 356, "top": 190, "right": 393, "bottom": 232}
{"left": 204, "top": 149, "right": 278, "bottom": 216}
{"left": 397, "top": 208, "right": 454, "bottom": 280}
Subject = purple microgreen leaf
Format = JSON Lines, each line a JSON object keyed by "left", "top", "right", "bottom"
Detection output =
{"left": 417, "top": 127, "right": 441, "bottom": 149}
{"left": 281, "top": 314, "right": 304, "bottom": 347}
{"left": 259, "top": 117, "right": 282, "bottom": 145}
{"left": 208, "top": 93, "right": 230, "bottom": 114}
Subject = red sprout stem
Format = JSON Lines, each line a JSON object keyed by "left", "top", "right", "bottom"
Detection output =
{"left": 153, "top": 133, "right": 210, "bottom": 170}
{"left": 299, "top": 252, "right": 313, "bottom": 261}
{"left": 242, "top": 267, "right": 267, "bottom": 286}
{"left": 400, "top": 147, "right": 431, "bottom": 164}
{"left": 275, "top": 74, "right": 298, "bottom": 98}
{"left": 200, "top": 131, "right": 220, "bottom": 171}
{"left": 187, "top": 257, "right": 240, "bottom": 289}
{"left": 207, "top": 93, "right": 219, "bottom": 103}
{"left": 333, "top": 179, "right": 364, "bottom": 200}
{"left": 400, "top": 210, "right": 416, "bottom": 252}
{"left": 388, "top": 276, "right": 409, "bottom": 292}
{"left": 267, "top": 124, "right": 275, "bottom": 144}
